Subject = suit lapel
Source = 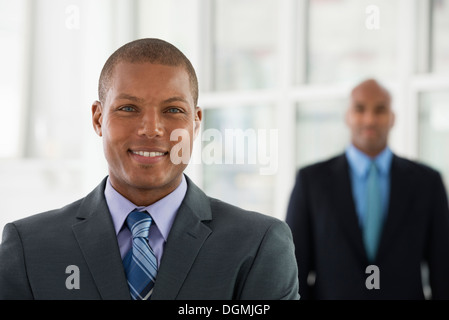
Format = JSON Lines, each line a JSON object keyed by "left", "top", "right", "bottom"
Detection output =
{"left": 72, "top": 178, "right": 131, "bottom": 300}
{"left": 330, "top": 154, "right": 367, "bottom": 260}
{"left": 376, "top": 155, "right": 413, "bottom": 260}
{"left": 151, "top": 176, "right": 212, "bottom": 300}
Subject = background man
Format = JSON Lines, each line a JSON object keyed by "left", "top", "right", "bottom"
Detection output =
{"left": 286, "top": 78, "right": 449, "bottom": 299}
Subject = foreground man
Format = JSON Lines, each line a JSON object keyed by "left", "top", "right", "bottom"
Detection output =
{"left": 0, "top": 38, "right": 299, "bottom": 300}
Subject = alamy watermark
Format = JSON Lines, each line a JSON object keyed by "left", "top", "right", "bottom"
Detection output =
{"left": 65, "top": 265, "right": 80, "bottom": 290}
{"left": 365, "top": 5, "right": 380, "bottom": 30}
{"left": 365, "top": 265, "right": 380, "bottom": 290}
{"left": 65, "top": 4, "right": 80, "bottom": 30}
{"left": 170, "top": 128, "right": 278, "bottom": 176}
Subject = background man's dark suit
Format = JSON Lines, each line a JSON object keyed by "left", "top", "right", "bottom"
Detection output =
{"left": 286, "top": 153, "right": 449, "bottom": 299}
{"left": 0, "top": 176, "right": 299, "bottom": 300}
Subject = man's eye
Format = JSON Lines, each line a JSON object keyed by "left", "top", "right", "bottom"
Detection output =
{"left": 355, "top": 105, "right": 365, "bottom": 113}
{"left": 119, "top": 106, "right": 135, "bottom": 112}
{"left": 375, "top": 105, "right": 387, "bottom": 114}
{"left": 167, "top": 107, "right": 182, "bottom": 113}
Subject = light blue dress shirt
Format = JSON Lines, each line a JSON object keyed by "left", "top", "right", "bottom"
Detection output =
{"left": 105, "top": 174, "right": 187, "bottom": 266}
{"left": 345, "top": 144, "right": 393, "bottom": 228}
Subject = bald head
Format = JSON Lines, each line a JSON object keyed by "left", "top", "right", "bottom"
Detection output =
{"left": 98, "top": 38, "right": 199, "bottom": 106}
{"left": 345, "top": 78, "right": 395, "bottom": 157}
{"left": 351, "top": 79, "right": 392, "bottom": 107}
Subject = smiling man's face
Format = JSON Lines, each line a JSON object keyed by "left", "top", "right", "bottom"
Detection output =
{"left": 92, "top": 61, "right": 202, "bottom": 205}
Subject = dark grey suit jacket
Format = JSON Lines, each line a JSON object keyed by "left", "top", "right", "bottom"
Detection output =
{"left": 0, "top": 175, "right": 299, "bottom": 300}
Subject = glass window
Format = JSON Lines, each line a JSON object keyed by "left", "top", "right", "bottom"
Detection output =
{"left": 137, "top": 0, "right": 198, "bottom": 58}
{"left": 418, "top": 91, "right": 449, "bottom": 193}
{"left": 432, "top": 0, "right": 449, "bottom": 73}
{"left": 18, "top": 0, "right": 89, "bottom": 159}
{"left": 307, "top": 0, "right": 399, "bottom": 84}
{"left": 201, "top": 105, "right": 276, "bottom": 215}
{"left": 296, "top": 100, "right": 349, "bottom": 169}
{"left": 212, "top": 0, "right": 279, "bottom": 91}
{"left": 0, "top": 0, "right": 27, "bottom": 158}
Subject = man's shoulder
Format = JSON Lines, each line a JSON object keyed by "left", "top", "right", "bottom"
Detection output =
{"left": 9, "top": 178, "right": 108, "bottom": 233}
{"left": 184, "top": 174, "right": 284, "bottom": 227}
{"left": 206, "top": 196, "right": 289, "bottom": 237}
{"left": 9, "top": 198, "right": 83, "bottom": 233}
{"left": 301, "top": 154, "right": 343, "bottom": 170}
{"left": 295, "top": 153, "right": 345, "bottom": 181}
{"left": 209, "top": 197, "right": 276, "bottom": 220}
{"left": 393, "top": 154, "right": 443, "bottom": 183}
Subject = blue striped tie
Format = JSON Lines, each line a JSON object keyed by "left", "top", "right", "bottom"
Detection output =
{"left": 123, "top": 210, "right": 158, "bottom": 300}
{"left": 364, "top": 161, "right": 383, "bottom": 262}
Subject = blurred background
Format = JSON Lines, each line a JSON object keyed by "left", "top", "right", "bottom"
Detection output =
{"left": 1, "top": 0, "right": 448, "bottom": 238}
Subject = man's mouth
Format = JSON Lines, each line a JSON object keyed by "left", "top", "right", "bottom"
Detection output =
{"left": 128, "top": 149, "right": 170, "bottom": 164}
{"left": 131, "top": 150, "right": 168, "bottom": 158}
{"left": 362, "top": 128, "right": 377, "bottom": 135}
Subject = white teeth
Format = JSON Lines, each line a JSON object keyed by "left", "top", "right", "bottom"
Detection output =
{"left": 132, "top": 151, "right": 165, "bottom": 157}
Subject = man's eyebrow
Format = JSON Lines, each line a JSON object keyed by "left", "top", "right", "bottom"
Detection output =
{"left": 163, "top": 96, "right": 190, "bottom": 105}
{"left": 115, "top": 93, "right": 145, "bottom": 103}
{"left": 114, "top": 94, "right": 190, "bottom": 105}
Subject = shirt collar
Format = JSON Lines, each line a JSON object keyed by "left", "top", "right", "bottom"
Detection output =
{"left": 345, "top": 144, "right": 393, "bottom": 177}
{"left": 105, "top": 174, "right": 187, "bottom": 242}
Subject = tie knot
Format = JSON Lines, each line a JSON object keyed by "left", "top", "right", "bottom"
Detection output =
{"left": 126, "top": 210, "right": 152, "bottom": 239}
{"left": 368, "top": 160, "right": 378, "bottom": 175}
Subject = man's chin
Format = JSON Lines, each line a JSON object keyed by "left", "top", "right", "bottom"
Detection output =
{"left": 127, "top": 172, "right": 183, "bottom": 190}
{"left": 359, "top": 143, "right": 387, "bottom": 156}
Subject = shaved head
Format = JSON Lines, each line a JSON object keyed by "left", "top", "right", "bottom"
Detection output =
{"left": 345, "top": 78, "right": 395, "bottom": 157}
{"left": 351, "top": 79, "right": 392, "bottom": 107}
{"left": 98, "top": 38, "right": 199, "bottom": 106}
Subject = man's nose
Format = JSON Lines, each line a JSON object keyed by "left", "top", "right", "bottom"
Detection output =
{"left": 137, "top": 110, "right": 164, "bottom": 138}
{"left": 363, "top": 110, "right": 377, "bottom": 125}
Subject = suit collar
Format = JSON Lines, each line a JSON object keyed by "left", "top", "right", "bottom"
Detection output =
{"left": 151, "top": 175, "right": 212, "bottom": 299}
{"left": 376, "top": 155, "right": 413, "bottom": 260}
{"left": 329, "top": 154, "right": 367, "bottom": 261}
{"left": 72, "top": 177, "right": 131, "bottom": 299}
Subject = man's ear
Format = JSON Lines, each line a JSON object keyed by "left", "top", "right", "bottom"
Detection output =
{"left": 193, "top": 106, "right": 202, "bottom": 140}
{"left": 92, "top": 100, "right": 103, "bottom": 137}
{"left": 344, "top": 108, "right": 350, "bottom": 128}
{"left": 390, "top": 110, "right": 396, "bottom": 129}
